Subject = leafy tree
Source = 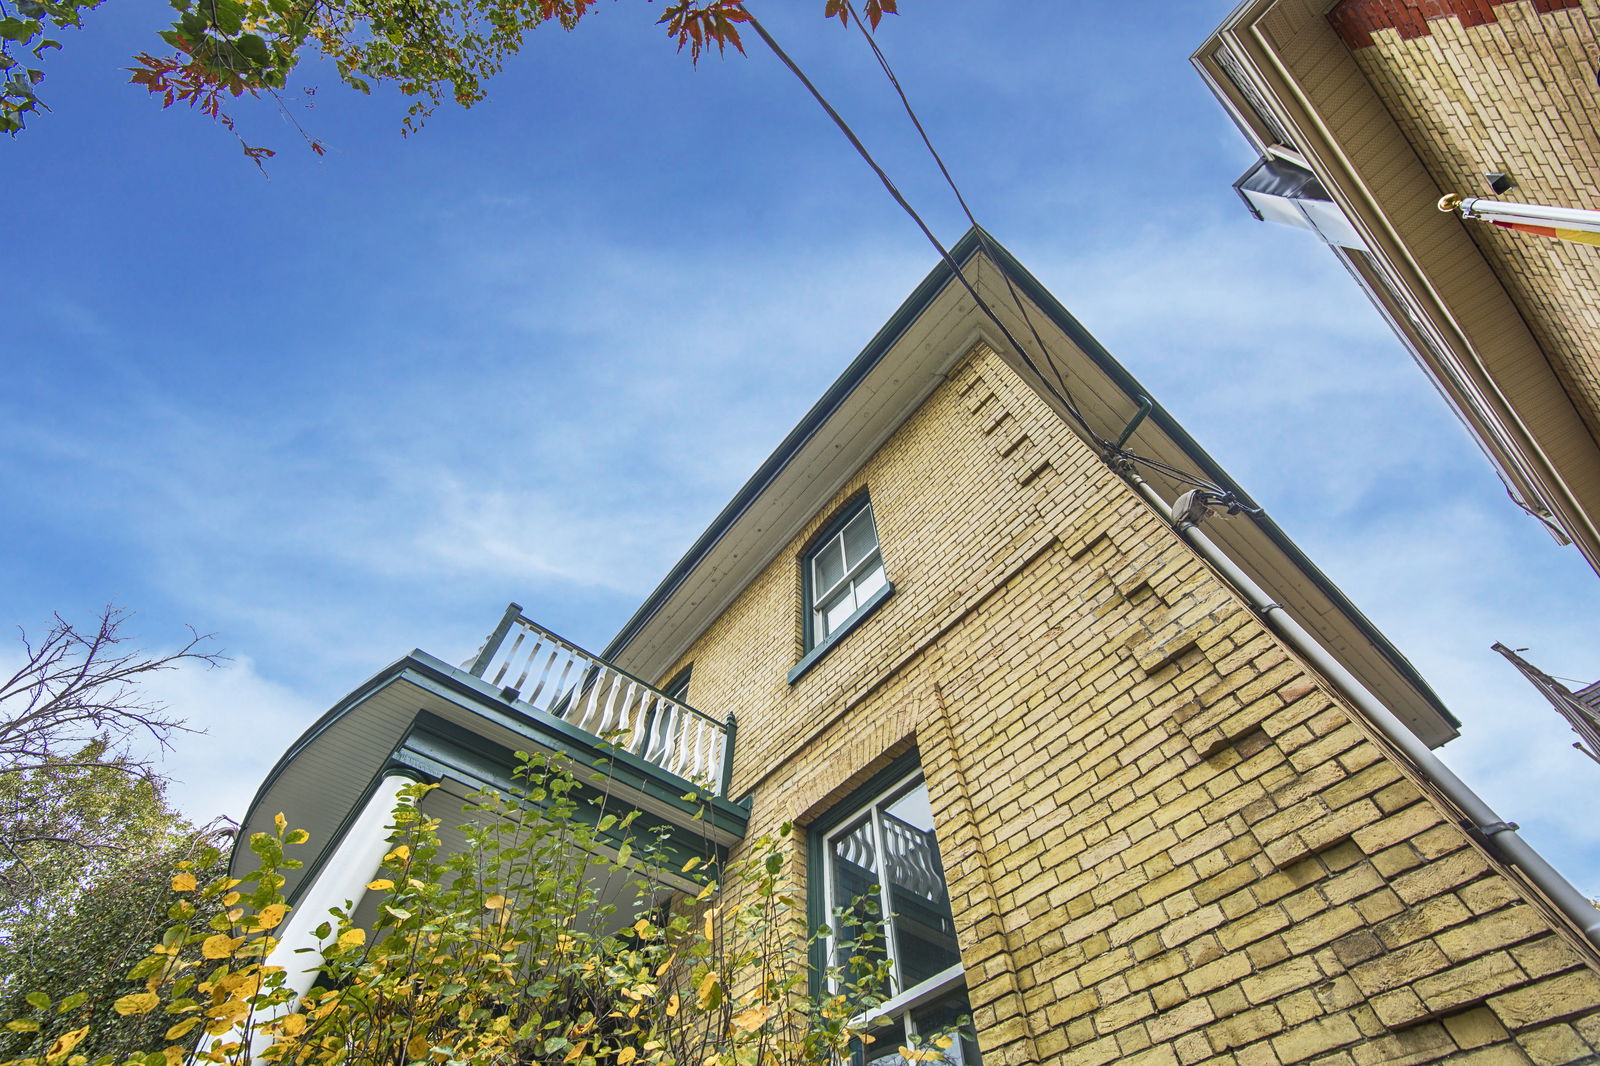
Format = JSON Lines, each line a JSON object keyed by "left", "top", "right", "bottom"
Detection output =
{"left": 0, "top": 0, "right": 896, "bottom": 155}
{"left": 0, "top": 826, "right": 231, "bottom": 1064}
{"left": 0, "top": 750, "right": 960, "bottom": 1066}
{"left": 0, "top": 607, "right": 218, "bottom": 909}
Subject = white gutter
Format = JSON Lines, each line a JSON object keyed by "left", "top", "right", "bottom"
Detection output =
{"left": 1441, "top": 194, "right": 1600, "bottom": 234}
{"left": 1124, "top": 470, "right": 1600, "bottom": 955}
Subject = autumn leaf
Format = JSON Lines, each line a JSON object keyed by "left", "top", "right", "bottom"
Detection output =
{"left": 171, "top": 872, "right": 197, "bottom": 891}
{"left": 257, "top": 902, "right": 288, "bottom": 929}
{"left": 730, "top": 1005, "right": 770, "bottom": 1032}
{"left": 44, "top": 1025, "right": 88, "bottom": 1063}
{"left": 201, "top": 933, "right": 243, "bottom": 959}
{"left": 337, "top": 927, "right": 365, "bottom": 949}
{"left": 366, "top": 878, "right": 394, "bottom": 891}
{"left": 114, "top": 992, "right": 160, "bottom": 1015}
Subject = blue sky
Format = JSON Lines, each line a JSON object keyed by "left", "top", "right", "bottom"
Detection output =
{"left": 9, "top": 2, "right": 1600, "bottom": 892}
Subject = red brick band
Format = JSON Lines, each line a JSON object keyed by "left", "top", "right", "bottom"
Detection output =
{"left": 1328, "top": 0, "right": 1581, "bottom": 49}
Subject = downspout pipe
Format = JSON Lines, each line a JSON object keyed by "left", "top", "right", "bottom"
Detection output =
{"left": 1122, "top": 470, "right": 1600, "bottom": 952}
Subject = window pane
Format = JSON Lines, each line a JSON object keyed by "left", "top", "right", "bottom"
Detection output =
{"left": 881, "top": 783, "right": 961, "bottom": 987}
{"left": 829, "top": 817, "right": 887, "bottom": 980}
{"left": 852, "top": 1016, "right": 907, "bottom": 1066}
{"left": 842, "top": 509, "right": 879, "bottom": 568}
{"left": 823, "top": 588, "right": 858, "bottom": 637}
{"left": 814, "top": 539, "right": 846, "bottom": 596}
{"left": 854, "top": 560, "right": 887, "bottom": 602}
{"left": 910, "top": 990, "right": 980, "bottom": 1066}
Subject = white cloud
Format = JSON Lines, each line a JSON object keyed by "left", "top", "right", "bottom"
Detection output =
{"left": 133, "top": 654, "right": 322, "bottom": 825}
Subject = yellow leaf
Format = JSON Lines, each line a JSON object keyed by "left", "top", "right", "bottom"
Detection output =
{"left": 171, "top": 872, "right": 197, "bottom": 892}
{"left": 280, "top": 1013, "right": 307, "bottom": 1037}
{"left": 365, "top": 879, "right": 394, "bottom": 892}
{"left": 617, "top": 1048, "right": 637, "bottom": 1065}
{"left": 681, "top": 857, "right": 700, "bottom": 872}
{"left": 274, "top": 813, "right": 287, "bottom": 834}
{"left": 165, "top": 1019, "right": 201, "bottom": 1041}
{"left": 383, "top": 845, "right": 410, "bottom": 863}
{"left": 5, "top": 1020, "right": 39, "bottom": 1033}
{"left": 337, "top": 928, "right": 366, "bottom": 949}
{"left": 632, "top": 919, "right": 651, "bottom": 937}
{"left": 201, "top": 934, "right": 242, "bottom": 960}
{"left": 257, "top": 903, "right": 288, "bottom": 930}
{"left": 730, "top": 1005, "right": 770, "bottom": 1032}
{"left": 222, "top": 892, "right": 241, "bottom": 906}
{"left": 695, "top": 973, "right": 720, "bottom": 1010}
{"left": 113, "top": 993, "right": 159, "bottom": 1016}
{"left": 702, "top": 909, "right": 716, "bottom": 940}
{"left": 934, "top": 1036, "right": 953, "bottom": 1050}
{"left": 162, "top": 1045, "right": 185, "bottom": 1066}
{"left": 407, "top": 1033, "right": 430, "bottom": 1059}
{"left": 665, "top": 993, "right": 680, "bottom": 1018}
{"left": 484, "top": 894, "right": 506, "bottom": 910}
{"left": 45, "top": 1026, "right": 88, "bottom": 1064}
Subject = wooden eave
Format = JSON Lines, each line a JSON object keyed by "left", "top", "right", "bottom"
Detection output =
{"left": 604, "top": 228, "right": 1461, "bottom": 748}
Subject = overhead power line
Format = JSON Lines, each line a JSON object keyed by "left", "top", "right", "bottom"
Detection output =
{"left": 741, "top": 4, "right": 1248, "bottom": 504}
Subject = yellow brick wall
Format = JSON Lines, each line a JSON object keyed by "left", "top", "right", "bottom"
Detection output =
{"left": 1343, "top": 0, "right": 1600, "bottom": 451}
{"left": 668, "top": 342, "right": 1600, "bottom": 1065}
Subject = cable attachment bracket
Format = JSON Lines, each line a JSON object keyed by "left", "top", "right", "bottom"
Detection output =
{"left": 1463, "top": 819, "right": 1520, "bottom": 863}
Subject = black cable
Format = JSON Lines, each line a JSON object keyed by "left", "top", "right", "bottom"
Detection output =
{"left": 743, "top": 4, "right": 1246, "bottom": 507}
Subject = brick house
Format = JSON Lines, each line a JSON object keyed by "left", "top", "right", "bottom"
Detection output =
{"left": 1194, "top": 0, "right": 1600, "bottom": 581}
{"left": 236, "top": 231, "right": 1600, "bottom": 1065}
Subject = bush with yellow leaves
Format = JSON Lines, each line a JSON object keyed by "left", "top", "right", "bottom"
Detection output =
{"left": 0, "top": 750, "right": 965, "bottom": 1066}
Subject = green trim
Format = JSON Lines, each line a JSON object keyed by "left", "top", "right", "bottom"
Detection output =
{"left": 804, "top": 749, "right": 924, "bottom": 998}
{"left": 394, "top": 713, "right": 729, "bottom": 872}
{"left": 799, "top": 491, "right": 875, "bottom": 653}
{"left": 235, "top": 650, "right": 748, "bottom": 878}
{"left": 787, "top": 581, "right": 894, "bottom": 685}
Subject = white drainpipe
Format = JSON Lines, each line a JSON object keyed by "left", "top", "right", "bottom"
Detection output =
{"left": 1124, "top": 471, "right": 1600, "bottom": 953}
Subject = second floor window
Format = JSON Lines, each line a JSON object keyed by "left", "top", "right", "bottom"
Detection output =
{"left": 808, "top": 498, "right": 888, "bottom": 647}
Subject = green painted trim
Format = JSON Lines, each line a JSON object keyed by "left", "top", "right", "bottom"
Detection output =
{"left": 396, "top": 713, "right": 728, "bottom": 872}
{"left": 799, "top": 491, "right": 875, "bottom": 653}
{"left": 787, "top": 581, "right": 894, "bottom": 685}
{"left": 402, "top": 654, "right": 747, "bottom": 836}
{"left": 235, "top": 650, "right": 748, "bottom": 878}
{"left": 804, "top": 749, "right": 924, "bottom": 998}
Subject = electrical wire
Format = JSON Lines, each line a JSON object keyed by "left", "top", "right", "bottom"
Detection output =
{"left": 742, "top": 3, "right": 1249, "bottom": 507}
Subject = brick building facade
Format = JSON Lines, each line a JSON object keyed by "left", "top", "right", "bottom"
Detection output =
{"left": 1196, "top": 0, "right": 1600, "bottom": 582}
{"left": 239, "top": 233, "right": 1600, "bottom": 1065}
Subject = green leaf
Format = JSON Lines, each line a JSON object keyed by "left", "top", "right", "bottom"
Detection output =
{"left": 25, "top": 991, "right": 49, "bottom": 1010}
{"left": 0, "top": 17, "right": 40, "bottom": 41}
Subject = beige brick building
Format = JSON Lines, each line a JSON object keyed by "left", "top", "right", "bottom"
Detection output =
{"left": 1195, "top": 0, "right": 1600, "bottom": 581}
{"left": 240, "top": 233, "right": 1600, "bottom": 1065}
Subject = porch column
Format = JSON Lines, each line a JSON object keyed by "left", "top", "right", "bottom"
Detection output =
{"left": 269, "top": 769, "right": 417, "bottom": 1004}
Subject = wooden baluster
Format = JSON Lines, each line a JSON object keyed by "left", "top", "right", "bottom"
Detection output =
{"left": 490, "top": 628, "right": 527, "bottom": 687}
{"left": 512, "top": 638, "right": 546, "bottom": 692}
{"left": 536, "top": 654, "right": 576, "bottom": 713}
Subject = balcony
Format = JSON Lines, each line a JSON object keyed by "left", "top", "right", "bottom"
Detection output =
{"left": 234, "top": 604, "right": 747, "bottom": 927}
{"left": 466, "top": 603, "right": 735, "bottom": 796}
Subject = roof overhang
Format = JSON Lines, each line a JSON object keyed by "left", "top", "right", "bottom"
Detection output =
{"left": 1194, "top": 0, "right": 1600, "bottom": 577}
{"left": 604, "top": 227, "right": 1460, "bottom": 748}
{"left": 233, "top": 651, "right": 747, "bottom": 903}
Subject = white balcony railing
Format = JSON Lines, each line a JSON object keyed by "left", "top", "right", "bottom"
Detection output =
{"left": 465, "top": 604, "right": 735, "bottom": 795}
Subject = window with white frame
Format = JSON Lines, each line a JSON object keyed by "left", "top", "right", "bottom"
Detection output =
{"left": 807, "top": 498, "right": 888, "bottom": 648}
{"left": 819, "top": 768, "right": 979, "bottom": 1066}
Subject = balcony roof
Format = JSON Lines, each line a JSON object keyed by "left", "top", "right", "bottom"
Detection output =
{"left": 232, "top": 648, "right": 747, "bottom": 902}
